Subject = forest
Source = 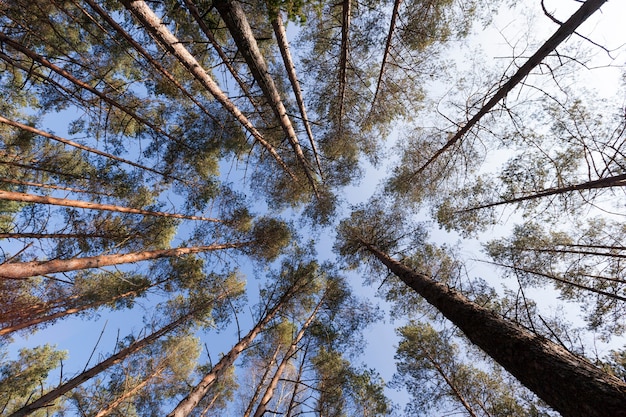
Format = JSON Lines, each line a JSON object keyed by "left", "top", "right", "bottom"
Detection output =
{"left": 1, "top": 0, "right": 626, "bottom": 416}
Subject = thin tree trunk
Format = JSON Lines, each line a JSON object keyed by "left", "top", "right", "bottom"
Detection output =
{"left": 119, "top": 0, "right": 297, "bottom": 182}
{"left": 93, "top": 363, "right": 167, "bottom": 417}
{"left": 337, "top": 0, "right": 351, "bottom": 136}
{"left": 362, "top": 242, "right": 626, "bottom": 417}
{"left": 8, "top": 306, "right": 206, "bottom": 417}
{"left": 213, "top": 0, "right": 318, "bottom": 194}
{"left": 243, "top": 345, "right": 282, "bottom": 417}
{"left": 415, "top": 0, "right": 608, "bottom": 176}
{"left": 0, "top": 177, "right": 114, "bottom": 197}
{"left": 370, "top": 0, "right": 402, "bottom": 113}
{"left": 167, "top": 280, "right": 303, "bottom": 417}
{"left": 485, "top": 260, "right": 626, "bottom": 302}
{"left": 0, "top": 190, "right": 223, "bottom": 222}
{"left": 270, "top": 9, "right": 324, "bottom": 180}
{"left": 0, "top": 242, "right": 248, "bottom": 279}
{"left": 460, "top": 173, "right": 626, "bottom": 212}
{"left": 0, "top": 115, "right": 185, "bottom": 185}
{"left": 0, "top": 278, "right": 164, "bottom": 336}
{"left": 0, "top": 32, "right": 186, "bottom": 150}
{"left": 253, "top": 297, "right": 322, "bottom": 417}
{"left": 424, "top": 352, "right": 480, "bottom": 417}
{"left": 284, "top": 342, "right": 308, "bottom": 417}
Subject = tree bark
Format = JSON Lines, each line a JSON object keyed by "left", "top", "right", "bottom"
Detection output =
{"left": 415, "top": 0, "right": 608, "bottom": 176}
{"left": 119, "top": 0, "right": 297, "bottom": 182}
{"left": 0, "top": 242, "right": 248, "bottom": 279}
{"left": 0, "top": 190, "right": 222, "bottom": 222}
{"left": 362, "top": 242, "right": 626, "bottom": 417}
{"left": 270, "top": 9, "right": 324, "bottom": 180}
{"left": 253, "top": 297, "right": 322, "bottom": 417}
{"left": 461, "top": 173, "right": 626, "bottom": 212}
{"left": 167, "top": 281, "right": 301, "bottom": 417}
{"left": 213, "top": 0, "right": 318, "bottom": 193}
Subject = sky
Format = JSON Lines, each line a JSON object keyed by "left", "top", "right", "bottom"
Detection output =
{"left": 3, "top": 0, "right": 626, "bottom": 415}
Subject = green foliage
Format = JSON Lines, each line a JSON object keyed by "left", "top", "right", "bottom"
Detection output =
{"left": 248, "top": 217, "right": 292, "bottom": 261}
{"left": 0, "top": 344, "right": 68, "bottom": 416}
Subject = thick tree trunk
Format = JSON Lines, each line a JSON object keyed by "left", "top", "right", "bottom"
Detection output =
{"left": 213, "top": 0, "right": 318, "bottom": 193}
{"left": 415, "top": 0, "right": 608, "bottom": 176}
{"left": 0, "top": 190, "right": 222, "bottom": 222}
{"left": 363, "top": 243, "right": 626, "bottom": 417}
{"left": 182, "top": 0, "right": 265, "bottom": 116}
{"left": 0, "top": 242, "right": 248, "bottom": 279}
{"left": 119, "top": 0, "right": 296, "bottom": 181}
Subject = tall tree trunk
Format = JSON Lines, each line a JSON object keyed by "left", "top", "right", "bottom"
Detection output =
{"left": 253, "top": 297, "right": 323, "bottom": 417}
{"left": 415, "top": 0, "right": 608, "bottom": 176}
{"left": 213, "top": 0, "right": 319, "bottom": 194}
{"left": 0, "top": 190, "right": 222, "bottom": 222}
{"left": 8, "top": 305, "right": 209, "bottom": 417}
{"left": 119, "top": 0, "right": 297, "bottom": 182}
{"left": 461, "top": 173, "right": 626, "bottom": 212}
{"left": 0, "top": 278, "right": 165, "bottom": 336}
{"left": 269, "top": 9, "right": 324, "bottom": 180}
{"left": 370, "top": 0, "right": 402, "bottom": 113}
{"left": 0, "top": 177, "right": 114, "bottom": 197}
{"left": 0, "top": 242, "right": 248, "bottom": 279}
{"left": 336, "top": 0, "right": 351, "bottom": 136}
{"left": 284, "top": 343, "right": 308, "bottom": 417}
{"left": 167, "top": 281, "right": 302, "bottom": 417}
{"left": 182, "top": 0, "right": 266, "bottom": 118}
{"left": 361, "top": 242, "right": 626, "bottom": 417}
{"left": 243, "top": 345, "right": 282, "bottom": 417}
{"left": 93, "top": 363, "right": 167, "bottom": 417}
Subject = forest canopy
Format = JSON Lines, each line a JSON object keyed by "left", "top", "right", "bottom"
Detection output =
{"left": 1, "top": 0, "right": 626, "bottom": 416}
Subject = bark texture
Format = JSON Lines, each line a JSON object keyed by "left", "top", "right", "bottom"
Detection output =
{"left": 0, "top": 242, "right": 247, "bottom": 279}
{"left": 363, "top": 243, "right": 626, "bottom": 417}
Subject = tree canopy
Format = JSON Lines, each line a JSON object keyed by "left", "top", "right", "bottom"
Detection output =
{"left": 2, "top": 0, "right": 626, "bottom": 416}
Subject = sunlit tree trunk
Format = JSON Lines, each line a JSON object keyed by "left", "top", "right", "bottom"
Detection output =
{"left": 213, "top": 0, "right": 319, "bottom": 193}
{"left": 167, "top": 285, "right": 296, "bottom": 417}
{"left": 252, "top": 297, "right": 323, "bottom": 417}
{"left": 361, "top": 241, "right": 626, "bottom": 417}
{"left": 269, "top": 9, "right": 323, "bottom": 180}
{"left": 119, "top": 0, "right": 296, "bottom": 181}
{"left": 0, "top": 190, "right": 222, "bottom": 222}
{"left": 0, "top": 242, "right": 249, "bottom": 279}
